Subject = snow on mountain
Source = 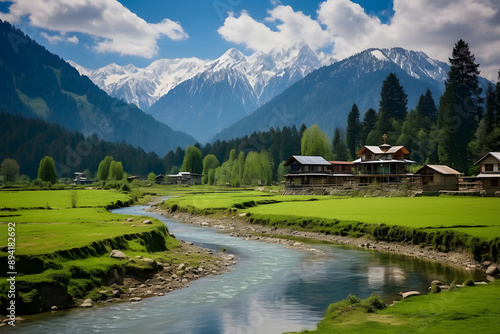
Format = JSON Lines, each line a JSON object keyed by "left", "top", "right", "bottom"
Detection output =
{"left": 70, "top": 42, "right": 333, "bottom": 114}
{"left": 214, "top": 47, "right": 459, "bottom": 142}
{"left": 142, "top": 42, "right": 334, "bottom": 142}
{"left": 70, "top": 58, "right": 207, "bottom": 111}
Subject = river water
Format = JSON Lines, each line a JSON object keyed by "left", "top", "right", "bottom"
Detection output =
{"left": 14, "top": 205, "right": 482, "bottom": 334}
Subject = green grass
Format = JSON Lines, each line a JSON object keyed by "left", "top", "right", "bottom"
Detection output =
{"left": 294, "top": 282, "right": 500, "bottom": 334}
{"left": 0, "top": 189, "right": 130, "bottom": 208}
{"left": 245, "top": 197, "right": 500, "bottom": 240}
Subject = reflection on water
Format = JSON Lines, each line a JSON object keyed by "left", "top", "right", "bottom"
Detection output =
{"left": 12, "top": 205, "right": 484, "bottom": 334}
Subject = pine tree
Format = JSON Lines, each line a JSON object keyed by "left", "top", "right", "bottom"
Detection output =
{"left": 332, "top": 128, "right": 348, "bottom": 161}
{"left": 360, "top": 108, "right": 377, "bottom": 144}
{"left": 346, "top": 104, "right": 361, "bottom": 159}
{"left": 37, "top": 156, "right": 57, "bottom": 184}
{"left": 379, "top": 73, "right": 408, "bottom": 120}
{"left": 419, "top": 89, "right": 438, "bottom": 123}
{"left": 496, "top": 69, "right": 500, "bottom": 127}
{"left": 437, "top": 39, "right": 482, "bottom": 172}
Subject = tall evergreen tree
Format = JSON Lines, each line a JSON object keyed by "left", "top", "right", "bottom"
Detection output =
{"left": 38, "top": 156, "right": 57, "bottom": 184}
{"left": 346, "top": 103, "right": 361, "bottom": 159}
{"left": 332, "top": 128, "right": 349, "bottom": 161}
{"left": 496, "top": 69, "right": 500, "bottom": 127}
{"left": 379, "top": 73, "right": 408, "bottom": 120}
{"left": 360, "top": 108, "right": 377, "bottom": 145}
{"left": 419, "top": 89, "right": 438, "bottom": 123}
{"left": 437, "top": 39, "right": 482, "bottom": 172}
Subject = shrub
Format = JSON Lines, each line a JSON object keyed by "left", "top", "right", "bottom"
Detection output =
{"left": 430, "top": 283, "right": 441, "bottom": 293}
{"left": 463, "top": 279, "right": 475, "bottom": 287}
{"left": 362, "top": 294, "right": 386, "bottom": 312}
{"left": 121, "top": 183, "right": 131, "bottom": 192}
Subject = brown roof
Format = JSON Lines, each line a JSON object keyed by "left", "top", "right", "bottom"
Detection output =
{"left": 474, "top": 152, "right": 500, "bottom": 165}
{"left": 415, "top": 164, "right": 461, "bottom": 175}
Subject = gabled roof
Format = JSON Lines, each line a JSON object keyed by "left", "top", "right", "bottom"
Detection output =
{"left": 358, "top": 145, "right": 409, "bottom": 156}
{"left": 474, "top": 152, "right": 500, "bottom": 165}
{"left": 415, "top": 164, "right": 461, "bottom": 175}
{"left": 284, "top": 155, "right": 331, "bottom": 166}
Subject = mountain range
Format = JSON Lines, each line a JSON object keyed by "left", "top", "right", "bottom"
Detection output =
{"left": 215, "top": 47, "right": 491, "bottom": 142}
{"left": 73, "top": 43, "right": 334, "bottom": 143}
{"left": 0, "top": 20, "right": 195, "bottom": 156}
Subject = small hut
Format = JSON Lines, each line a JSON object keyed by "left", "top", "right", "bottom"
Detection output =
{"left": 415, "top": 165, "right": 461, "bottom": 191}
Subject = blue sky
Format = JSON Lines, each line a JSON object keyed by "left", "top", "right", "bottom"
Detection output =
{"left": 0, "top": 0, "right": 498, "bottom": 80}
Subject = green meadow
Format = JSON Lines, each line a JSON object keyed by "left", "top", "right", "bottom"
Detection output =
{"left": 160, "top": 187, "right": 500, "bottom": 334}
{"left": 0, "top": 188, "right": 192, "bottom": 314}
{"left": 289, "top": 282, "right": 500, "bottom": 334}
{"left": 161, "top": 190, "right": 500, "bottom": 241}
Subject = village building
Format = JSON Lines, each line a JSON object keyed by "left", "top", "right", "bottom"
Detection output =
{"left": 414, "top": 165, "right": 461, "bottom": 192}
{"left": 353, "top": 138, "right": 415, "bottom": 185}
{"left": 168, "top": 172, "right": 203, "bottom": 185}
{"left": 283, "top": 155, "right": 354, "bottom": 188}
{"left": 474, "top": 152, "right": 500, "bottom": 196}
{"left": 72, "top": 172, "right": 93, "bottom": 185}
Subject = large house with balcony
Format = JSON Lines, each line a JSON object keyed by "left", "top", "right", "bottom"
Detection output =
{"left": 474, "top": 152, "right": 500, "bottom": 196}
{"left": 283, "top": 155, "right": 354, "bottom": 188}
{"left": 353, "top": 143, "right": 415, "bottom": 184}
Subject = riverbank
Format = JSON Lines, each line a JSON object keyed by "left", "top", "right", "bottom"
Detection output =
{"left": 0, "top": 189, "right": 236, "bottom": 324}
{"left": 149, "top": 206, "right": 495, "bottom": 277}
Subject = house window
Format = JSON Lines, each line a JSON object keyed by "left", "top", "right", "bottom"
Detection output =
{"left": 365, "top": 154, "right": 372, "bottom": 160}
{"left": 485, "top": 164, "right": 494, "bottom": 172}
{"left": 492, "top": 179, "right": 499, "bottom": 187}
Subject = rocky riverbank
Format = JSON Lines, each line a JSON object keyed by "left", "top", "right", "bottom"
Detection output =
{"left": 149, "top": 206, "right": 498, "bottom": 279}
{"left": 76, "top": 241, "right": 236, "bottom": 309}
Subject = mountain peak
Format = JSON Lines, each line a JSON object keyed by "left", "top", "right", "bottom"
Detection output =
{"left": 221, "top": 48, "right": 246, "bottom": 62}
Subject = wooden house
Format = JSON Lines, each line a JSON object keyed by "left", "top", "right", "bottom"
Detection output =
{"left": 474, "top": 152, "right": 500, "bottom": 196}
{"left": 168, "top": 172, "right": 203, "bottom": 185}
{"left": 283, "top": 156, "right": 354, "bottom": 188}
{"left": 415, "top": 165, "right": 461, "bottom": 191}
{"left": 72, "top": 172, "right": 93, "bottom": 185}
{"left": 353, "top": 141, "right": 414, "bottom": 185}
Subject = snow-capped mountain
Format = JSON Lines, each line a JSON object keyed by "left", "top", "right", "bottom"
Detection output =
{"left": 69, "top": 58, "right": 207, "bottom": 111}
{"left": 147, "top": 43, "right": 333, "bottom": 142}
{"left": 215, "top": 47, "right": 489, "bottom": 142}
{"left": 70, "top": 42, "right": 332, "bottom": 114}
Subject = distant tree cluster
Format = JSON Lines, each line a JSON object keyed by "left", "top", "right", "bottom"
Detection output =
{"left": 334, "top": 39, "right": 499, "bottom": 174}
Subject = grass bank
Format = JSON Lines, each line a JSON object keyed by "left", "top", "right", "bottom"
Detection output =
{"left": 0, "top": 189, "right": 218, "bottom": 315}
{"left": 288, "top": 281, "right": 500, "bottom": 334}
{"left": 160, "top": 189, "right": 500, "bottom": 263}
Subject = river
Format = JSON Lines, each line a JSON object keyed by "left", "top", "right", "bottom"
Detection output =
{"left": 14, "top": 204, "right": 483, "bottom": 334}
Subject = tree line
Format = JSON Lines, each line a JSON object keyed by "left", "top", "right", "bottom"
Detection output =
{"left": 341, "top": 39, "right": 499, "bottom": 174}
{"left": 2, "top": 39, "right": 498, "bottom": 185}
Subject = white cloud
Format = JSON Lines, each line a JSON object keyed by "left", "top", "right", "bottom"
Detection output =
{"left": 40, "top": 31, "right": 79, "bottom": 45}
{"left": 218, "top": 6, "right": 331, "bottom": 53}
{"left": 217, "top": 0, "right": 500, "bottom": 80}
{"left": 0, "top": 0, "right": 188, "bottom": 58}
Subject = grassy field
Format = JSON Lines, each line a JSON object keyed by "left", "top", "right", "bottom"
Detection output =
{"left": 160, "top": 189, "right": 500, "bottom": 240}
{"left": 291, "top": 282, "right": 500, "bottom": 334}
{"left": 0, "top": 189, "right": 130, "bottom": 208}
{"left": 0, "top": 188, "right": 191, "bottom": 314}
{"left": 245, "top": 197, "right": 500, "bottom": 240}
